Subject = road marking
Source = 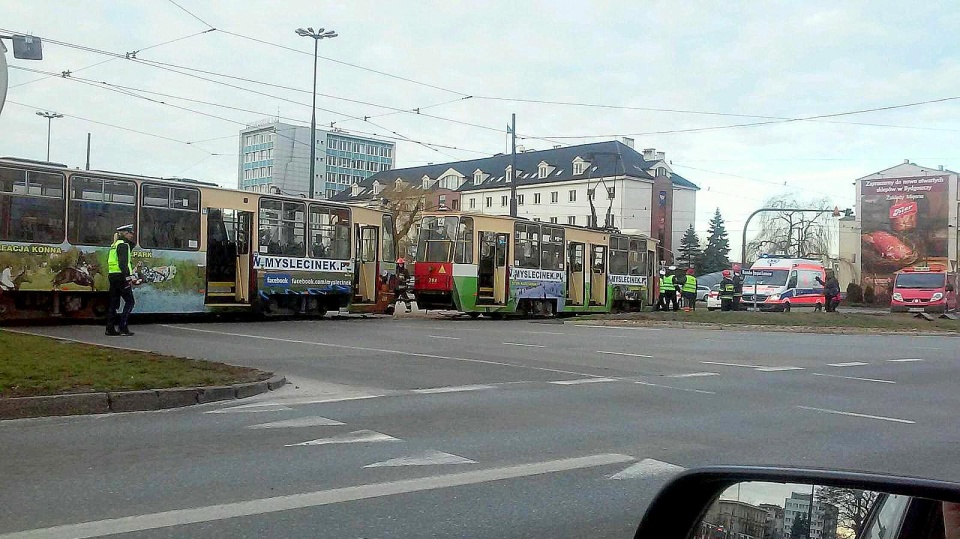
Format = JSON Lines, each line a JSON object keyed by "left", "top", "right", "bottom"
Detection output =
{"left": 888, "top": 358, "right": 924, "bottom": 362}
{"left": 250, "top": 395, "right": 385, "bottom": 406}
{"left": 634, "top": 381, "right": 716, "bottom": 395}
{"left": 550, "top": 377, "right": 619, "bottom": 385}
{"left": 796, "top": 406, "right": 915, "bottom": 424}
{"left": 828, "top": 362, "right": 869, "bottom": 367}
{"left": 668, "top": 372, "right": 720, "bottom": 378}
{"left": 501, "top": 342, "right": 546, "bottom": 348}
{"left": 755, "top": 366, "right": 805, "bottom": 372}
{"left": 0, "top": 453, "right": 635, "bottom": 539}
{"left": 286, "top": 430, "right": 400, "bottom": 447}
{"left": 702, "top": 361, "right": 803, "bottom": 372}
{"left": 163, "top": 325, "right": 606, "bottom": 380}
{"left": 811, "top": 373, "right": 896, "bottom": 384}
{"left": 428, "top": 335, "right": 460, "bottom": 340}
{"left": 608, "top": 458, "right": 685, "bottom": 480}
{"left": 205, "top": 405, "right": 293, "bottom": 414}
{"left": 247, "top": 416, "right": 344, "bottom": 429}
{"left": 596, "top": 351, "right": 653, "bottom": 358}
{"left": 701, "top": 361, "right": 761, "bottom": 368}
{"left": 412, "top": 384, "right": 495, "bottom": 394}
{"left": 577, "top": 325, "right": 662, "bottom": 331}
{"left": 363, "top": 450, "right": 476, "bottom": 468}
{"left": 517, "top": 330, "right": 566, "bottom": 336}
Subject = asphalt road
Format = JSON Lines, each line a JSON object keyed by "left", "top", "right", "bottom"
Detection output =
{"left": 2, "top": 315, "right": 958, "bottom": 538}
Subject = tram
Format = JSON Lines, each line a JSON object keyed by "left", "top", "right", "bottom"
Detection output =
{"left": 412, "top": 211, "right": 657, "bottom": 317}
{"left": 0, "top": 157, "right": 396, "bottom": 320}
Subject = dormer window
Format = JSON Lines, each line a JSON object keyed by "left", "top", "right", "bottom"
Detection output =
{"left": 572, "top": 157, "right": 589, "bottom": 175}
{"left": 505, "top": 165, "right": 512, "bottom": 183}
{"left": 372, "top": 181, "right": 383, "bottom": 196}
{"left": 439, "top": 174, "right": 461, "bottom": 190}
{"left": 351, "top": 183, "right": 360, "bottom": 197}
{"left": 473, "top": 170, "right": 484, "bottom": 185}
{"left": 656, "top": 167, "right": 668, "bottom": 177}
{"left": 395, "top": 178, "right": 403, "bottom": 190}
{"left": 538, "top": 163, "right": 549, "bottom": 179}
{"left": 422, "top": 175, "right": 431, "bottom": 189}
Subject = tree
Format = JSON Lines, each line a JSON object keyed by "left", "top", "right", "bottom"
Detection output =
{"left": 678, "top": 225, "right": 704, "bottom": 274}
{"left": 814, "top": 487, "right": 878, "bottom": 539}
{"left": 790, "top": 513, "right": 809, "bottom": 539}
{"left": 380, "top": 181, "right": 426, "bottom": 260}
{"left": 745, "top": 196, "right": 834, "bottom": 264}
{"left": 702, "top": 208, "right": 731, "bottom": 273}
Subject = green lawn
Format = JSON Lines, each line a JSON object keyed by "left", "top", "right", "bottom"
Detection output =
{"left": 576, "top": 310, "right": 960, "bottom": 332}
{"left": 0, "top": 331, "right": 268, "bottom": 398}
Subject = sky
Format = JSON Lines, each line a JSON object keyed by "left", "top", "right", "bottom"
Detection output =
{"left": 2, "top": 0, "right": 959, "bottom": 256}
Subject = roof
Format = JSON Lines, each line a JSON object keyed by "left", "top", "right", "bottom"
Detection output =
{"left": 331, "top": 140, "right": 698, "bottom": 201}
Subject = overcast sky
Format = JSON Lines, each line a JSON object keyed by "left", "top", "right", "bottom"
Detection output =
{"left": 3, "top": 1, "right": 959, "bottom": 254}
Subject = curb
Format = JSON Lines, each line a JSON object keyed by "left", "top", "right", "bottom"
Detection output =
{"left": 0, "top": 375, "right": 287, "bottom": 420}
{"left": 566, "top": 319, "right": 959, "bottom": 336}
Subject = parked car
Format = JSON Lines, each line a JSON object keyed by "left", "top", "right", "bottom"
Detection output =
{"left": 707, "top": 284, "right": 722, "bottom": 310}
{"left": 697, "top": 284, "right": 711, "bottom": 302}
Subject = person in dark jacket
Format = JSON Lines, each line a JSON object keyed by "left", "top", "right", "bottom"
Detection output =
{"left": 816, "top": 271, "right": 841, "bottom": 312}
{"left": 395, "top": 258, "right": 412, "bottom": 313}
{"left": 732, "top": 264, "right": 744, "bottom": 311}
{"left": 106, "top": 224, "right": 139, "bottom": 336}
{"left": 719, "top": 270, "right": 735, "bottom": 311}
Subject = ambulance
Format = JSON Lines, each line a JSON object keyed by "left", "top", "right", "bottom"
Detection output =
{"left": 742, "top": 256, "right": 827, "bottom": 312}
{"left": 890, "top": 265, "right": 958, "bottom": 314}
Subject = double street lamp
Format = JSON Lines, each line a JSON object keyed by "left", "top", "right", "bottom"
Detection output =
{"left": 36, "top": 110, "right": 63, "bottom": 161}
{"left": 295, "top": 26, "right": 337, "bottom": 199}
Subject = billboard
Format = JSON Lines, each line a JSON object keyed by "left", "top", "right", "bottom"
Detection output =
{"left": 860, "top": 175, "right": 950, "bottom": 301}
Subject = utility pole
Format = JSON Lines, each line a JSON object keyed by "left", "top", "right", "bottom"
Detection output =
{"left": 296, "top": 27, "right": 338, "bottom": 199}
{"left": 85, "top": 132, "right": 91, "bottom": 170}
{"left": 509, "top": 113, "right": 517, "bottom": 217}
{"left": 35, "top": 111, "right": 63, "bottom": 161}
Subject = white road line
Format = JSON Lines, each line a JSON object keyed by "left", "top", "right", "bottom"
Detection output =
{"left": 811, "top": 373, "right": 896, "bottom": 385}
{"left": 286, "top": 430, "right": 401, "bottom": 447}
{"left": 412, "top": 384, "right": 495, "bottom": 394}
{"left": 363, "top": 450, "right": 476, "bottom": 468}
{"left": 828, "top": 362, "right": 869, "bottom": 367}
{"left": 796, "top": 406, "right": 915, "bottom": 424}
{"left": 888, "top": 358, "right": 924, "bottom": 362}
{"left": 517, "top": 330, "right": 566, "bottom": 336}
{"left": 501, "top": 342, "right": 546, "bottom": 348}
{"left": 668, "top": 372, "right": 720, "bottom": 378}
{"left": 428, "top": 335, "right": 460, "bottom": 340}
{"left": 549, "top": 377, "right": 619, "bottom": 385}
{"left": 701, "top": 361, "right": 762, "bottom": 368}
{"left": 596, "top": 351, "right": 653, "bottom": 358}
{"left": 701, "top": 361, "right": 803, "bottom": 372}
{"left": 163, "top": 325, "right": 606, "bottom": 379}
{"left": 249, "top": 395, "right": 385, "bottom": 406}
{"left": 2, "top": 328, "right": 158, "bottom": 354}
{"left": 755, "top": 366, "right": 805, "bottom": 372}
{"left": 607, "top": 458, "right": 685, "bottom": 480}
{"left": 0, "top": 453, "right": 635, "bottom": 539}
{"left": 247, "top": 416, "right": 344, "bottom": 429}
{"left": 634, "top": 381, "right": 716, "bottom": 395}
{"left": 205, "top": 405, "right": 293, "bottom": 414}
{"left": 577, "top": 325, "right": 662, "bottom": 331}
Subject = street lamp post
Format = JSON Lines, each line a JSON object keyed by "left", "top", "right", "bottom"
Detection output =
{"left": 36, "top": 110, "right": 63, "bottom": 161}
{"left": 296, "top": 26, "right": 337, "bottom": 199}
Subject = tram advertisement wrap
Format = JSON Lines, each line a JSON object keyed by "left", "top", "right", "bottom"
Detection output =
{"left": 609, "top": 274, "right": 648, "bottom": 301}
{"left": 509, "top": 267, "right": 565, "bottom": 309}
{"left": 0, "top": 242, "right": 205, "bottom": 313}
{"left": 860, "top": 175, "right": 950, "bottom": 301}
{"left": 254, "top": 254, "right": 353, "bottom": 295}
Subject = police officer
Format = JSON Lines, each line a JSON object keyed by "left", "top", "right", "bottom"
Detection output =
{"left": 719, "top": 270, "right": 735, "bottom": 312}
{"left": 664, "top": 266, "right": 679, "bottom": 312}
{"left": 732, "top": 264, "right": 744, "bottom": 311}
{"left": 681, "top": 268, "right": 698, "bottom": 311}
{"left": 106, "top": 224, "right": 138, "bottom": 336}
{"left": 395, "top": 258, "right": 412, "bottom": 313}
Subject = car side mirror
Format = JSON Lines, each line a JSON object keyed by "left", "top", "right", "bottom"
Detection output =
{"left": 633, "top": 467, "right": 960, "bottom": 539}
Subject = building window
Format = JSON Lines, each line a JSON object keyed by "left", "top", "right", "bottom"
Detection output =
{"left": 439, "top": 174, "right": 461, "bottom": 190}
{"left": 451, "top": 199, "right": 459, "bottom": 210}
{"left": 549, "top": 217, "right": 558, "bottom": 224}
{"left": 500, "top": 195, "right": 508, "bottom": 206}
{"left": 380, "top": 163, "right": 390, "bottom": 171}
{"left": 550, "top": 191, "right": 558, "bottom": 204}
{"left": 353, "top": 160, "right": 363, "bottom": 169}
{"left": 569, "top": 189, "right": 577, "bottom": 202}
{"left": 567, "top": 216, "right": 576, "bottom": 225}
{"left": 607, "top": 186, "right": 615, "bottom": 199}
{"left": 485, "top": 197, "right": 492, "bottom": 208}
{"left": 573, "top": 161, "right": 585, "bottom": 175}
{"left": 439, "top": 194, "right": 447, "bottom": 208}
{"left": 534, "top": 193, "right": 541, "bottom": 204}
{"left": 422, "top": 177, "right": 431, "bottom": 189}
{"left": 474, "top": 171, "right": 483, "bottom": 185}
{"left": 539, "top": 164, "right": 548, "bottom": 178}
{"left": 469, "top": 198, "right": 476, "bottom": 209}
{"left": 517, "top": 194, "right": 524, "bottom": 206}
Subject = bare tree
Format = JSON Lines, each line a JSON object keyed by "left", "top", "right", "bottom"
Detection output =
{"left": 814, "top": 487, "right": 878, "bottom": 539}
{"left": 379, "top": 182, "right": 426, "bottom": 259}
{"left": 746, "top": 195, "right": 834, "bottom": 262}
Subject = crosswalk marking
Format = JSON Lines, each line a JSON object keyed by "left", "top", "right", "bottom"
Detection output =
{"left": 549, "top": 377, "right": 618, "bottom": 385}
{"left": 828, "top": 362, "right": 869, "bottom": 367}
{"left": 608, "top": 458, "right": 685, "bottom": 480}
{"left": 888, "top": 358, "right": 924, "bottom": 362}
{"left": 668, "top": 372, "right": 720, "bottom": 378}
{"left": 363, "top": 450, "right": 476, "bottom": 468}
{"left": 811, "top": 373, "right": 896, "bottom": 384}
{"left": 286, "top": 430, "right": 400, "bottom": 447}
{"left": 413, "top": 384, "right": 495, "bottom": 394}
{"left": 502, "top": 342, "right": 546, "bottom": 348}
{"left": 597, "top": 350, "right": 653, "bottom": 358}
{"left": 247, "top": 416, "right": 344, "bottom": 429}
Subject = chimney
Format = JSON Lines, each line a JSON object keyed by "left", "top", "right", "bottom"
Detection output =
{"left": 903, "top": 159, "right": 909, "bottom": 164}
{"left": 553, "top": 145, "right": 561, "bottom": 149}
{"left": 938, "top": 165, "right": 944, "bottom": 171}
{"left": 622, "top": 137, "right": 635, "bottom": 149}
{"left": 643, "top": 148, "right": 657, "bottom": 160}
{"left": 517, "top": 145, "right": 525, "bottom": 152}
{"left": 655, "top": 151, "right": 665, "bottom": 161}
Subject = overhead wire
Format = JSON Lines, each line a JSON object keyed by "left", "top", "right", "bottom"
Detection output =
{"left": 166, "top": 0, "right": 216, "bottom": 29}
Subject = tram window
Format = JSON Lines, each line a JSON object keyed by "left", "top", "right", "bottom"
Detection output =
{"left": 540, "top": 225, "right": 564, "bottom": 271}
{"left": 628, "top": 239, "right": 645, "bottom": 275}
{"left": 259, "top": 199, "right": 305, "bottom": 257}
{"left": 381, "top": 213, "right": 396, "bottom": 262}
{"left": 609, "top": 236, "right": 629, "bottom": 275}
{"left": 514, "top": 223, "right": 540, "bottom": 269}
{"left": 592, "top": 245, "right": 606, "bottom": 273}
{"left": 361, "top": 227, "right": 378, "bottom": 262}
{"left": 309, "top": 204, "right": 350, "bottom": 259}
{"left": 68, "top": 176, "right": 137, "bottom": 246}
{"left": 454, "top": 217, "right": 474, "bottom": 264}
{"left": 139, "top": 184, "right": 200, "bottom": 251}
{"left": 0, "top": 166, "right": 65, "bottom": 243}
{"left": 568, "top": 243, "right": 584, "bottom": 272}
{"left": 416, "top": 215, "right": 459, "bottom": 263}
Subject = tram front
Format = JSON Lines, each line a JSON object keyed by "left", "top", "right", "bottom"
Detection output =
{"left": 412, "top": 214, "right": 459, "bottom": 310}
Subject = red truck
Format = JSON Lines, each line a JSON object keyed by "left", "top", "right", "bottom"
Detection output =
{"left": 890, "top": 266, "right": 957, "bottom": 314}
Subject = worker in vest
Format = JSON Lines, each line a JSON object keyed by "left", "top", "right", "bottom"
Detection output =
{"left": 663, "top": 266, "right": 679, "bottom": 312}
{"left": 655, "top": 269, "right": 668, "bottom": 311}
{"left": 719, "top": 270, "right": 735, "bottom": 311}
{"left": 680, "top": 268, "right": 698, "bottom": 312}
{"left": 106, "top": 224, "right": 138, "bottom": 336}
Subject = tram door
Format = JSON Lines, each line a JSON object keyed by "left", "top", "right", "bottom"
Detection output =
{"left": 567, "top": 242, "right": 585, "bottom": 306}
{"left": 354, "top": 225, "right": 378, "bottom": 303}
{"left": 205, "top": 209, "right": 251, "bottom": 305}
{"left": 590, "top": 243, "right": 607, "bottom": 306}
{"left": 478, "top": 231, "right": 508, "bottom": 305}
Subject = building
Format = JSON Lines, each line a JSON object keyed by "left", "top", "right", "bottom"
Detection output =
{"left": 837, "top": 160, "right": 959, "bottom": 298}
{"left": 332, "top": 140, "right": 698, "bottom": 263}
{"left": 238, "top": 120, "right": 395, "bottom": 199}
{"left": 700, "top": 500, "right": 769, "bottom": 539}
{"left": 759, "top": 503, "right": 785, "bottom": 539}
{"left": 782, "top": 492, "right": 838, "bottom": 539}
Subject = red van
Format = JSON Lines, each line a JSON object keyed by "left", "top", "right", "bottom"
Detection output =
{"left": 890, "top": 266, "right": 958, "bottom": 314}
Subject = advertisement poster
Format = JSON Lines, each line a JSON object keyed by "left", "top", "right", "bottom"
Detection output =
{"left": 860, "top": 175, "right": 950, "bottom": 300}
{"left": 253, "top": 254, "right": 353, "bottom": 295}
{"left": 609, "top": 274, "right": 648, "bottom": 302}
{"left": 509, "top": 267, "right": 565, "bottom": 309}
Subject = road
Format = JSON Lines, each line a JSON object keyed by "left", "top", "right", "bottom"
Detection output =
{"left": 1, "top": 316, "right": 958, "bottom": 538}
